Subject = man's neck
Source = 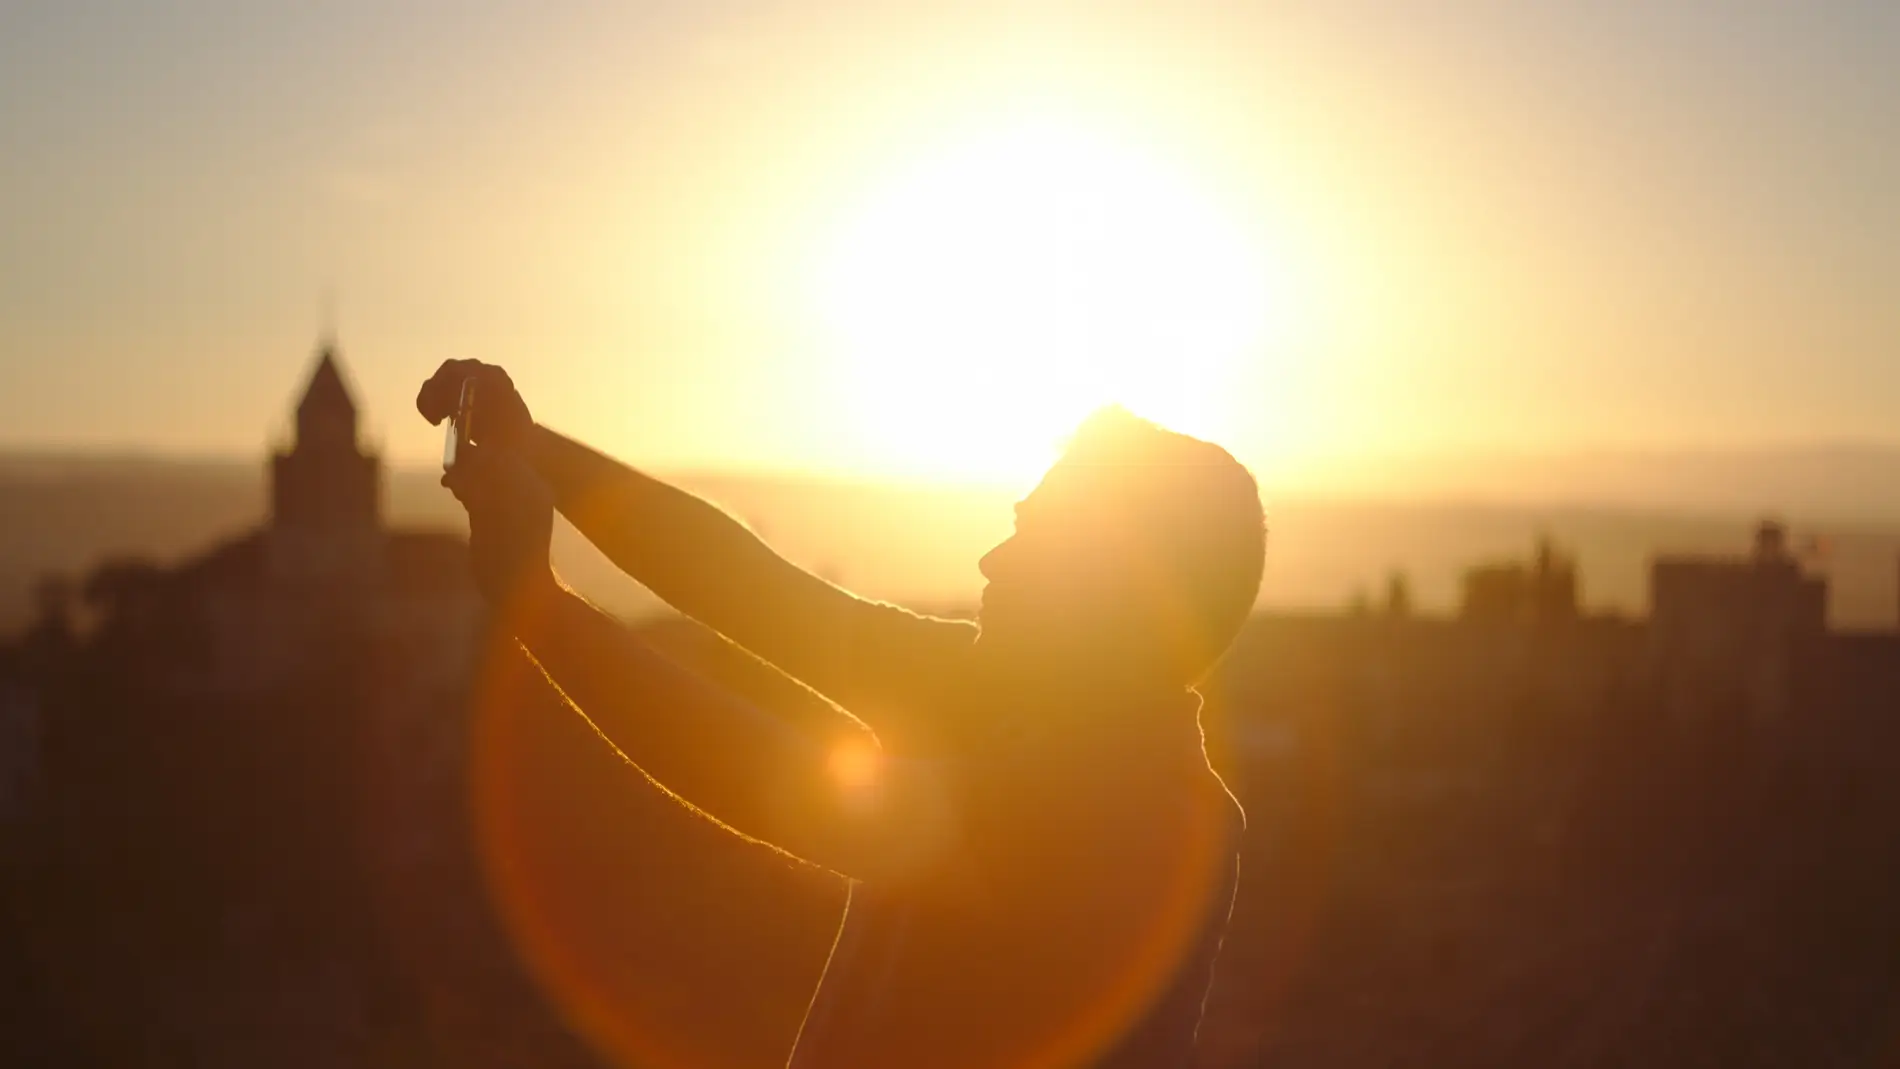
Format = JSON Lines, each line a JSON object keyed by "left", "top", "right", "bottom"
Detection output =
{"left": 973, "top": 643, "right": 1184, "bottom": 705}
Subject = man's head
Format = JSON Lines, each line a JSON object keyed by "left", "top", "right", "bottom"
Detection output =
{"left": 976, "top": 407, "right": 1266, "bottom": 687}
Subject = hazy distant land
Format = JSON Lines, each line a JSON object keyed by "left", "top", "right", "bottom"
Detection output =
{"left": 2, "top": 449, "right": 1898, "bottom": 633}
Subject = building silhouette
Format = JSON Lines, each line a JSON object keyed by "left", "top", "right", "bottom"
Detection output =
{"left": 1460, "top": 537, "right": 1580, "bottom": 625}
{"left": 267, "top": 343, "right": 383, "bottom": 585}
{"left": 1650, "top": 519, "right": 1826, "bottom": 727}
{"left": 166, "top": 338, "right": 481, "bottom": 694}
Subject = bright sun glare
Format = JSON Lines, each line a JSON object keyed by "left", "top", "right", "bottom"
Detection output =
{"left": 814, "top": 118, "right": 1286, "bottom": 484}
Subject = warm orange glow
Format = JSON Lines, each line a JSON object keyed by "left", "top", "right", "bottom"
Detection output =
{"left": 469, "top": 634, "right": 849, "bottom": 1069}
{"left": 811, "top": 116, "right": 1292, "bottom": 484}
{"left": 826, "top": 738, "right": 881, "bottom": 797}
{"left": 468, "top": 626, "right": 1254, "bottom": 1069}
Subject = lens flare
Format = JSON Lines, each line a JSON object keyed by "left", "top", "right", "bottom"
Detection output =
{"left": 827, "top": 738, "right": 882, "bottom": 797}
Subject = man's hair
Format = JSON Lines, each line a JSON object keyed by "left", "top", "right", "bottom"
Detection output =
{"left": 1059, "top": 406, "right": 1267, "bottom": 682}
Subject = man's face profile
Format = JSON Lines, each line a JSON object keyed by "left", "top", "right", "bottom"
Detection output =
{"left": 977, "top": 459, "right": 1147, "bottom": 654}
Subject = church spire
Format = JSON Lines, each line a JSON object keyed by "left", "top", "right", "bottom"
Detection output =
{"left": 271, "top": 332, "right": 381, "bottom": 553}
{"left": 295, "top": 336, "right": 358, "bottom": 449}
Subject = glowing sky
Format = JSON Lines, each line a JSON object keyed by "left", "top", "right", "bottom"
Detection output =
{"left": 2, "top": 1, "right": 1896, "bottom": 489}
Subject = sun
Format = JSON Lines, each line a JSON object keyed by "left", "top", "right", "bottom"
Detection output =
{"left": 811, "top": 117, "right": 1287, "bottom": 484}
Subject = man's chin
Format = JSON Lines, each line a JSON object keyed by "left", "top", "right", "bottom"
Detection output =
{"left": 973, "top": 616, "right": 1002, "bottom": 648}
{"left": 970, "top": 639, "right": 1027, "bottom": 688}
{"left": 972, "top": 620, "right": 1020, "bottom": 659}
{"left": 972, "top": 621, "right": 1051, "bottom": 671}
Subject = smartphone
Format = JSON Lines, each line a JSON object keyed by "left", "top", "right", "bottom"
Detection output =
{"left": 443, "top": 378, "right": 476, "bottom": 471}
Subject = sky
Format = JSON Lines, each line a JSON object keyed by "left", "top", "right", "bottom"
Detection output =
{"left": 1, "top": 0, "right": 1896, "bottom": 491}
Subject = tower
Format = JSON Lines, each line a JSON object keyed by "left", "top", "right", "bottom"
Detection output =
{"left": 267, "top": 338, "right": 383, "bottom": 585}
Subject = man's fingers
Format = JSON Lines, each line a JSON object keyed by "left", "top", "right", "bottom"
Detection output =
{"left": 416, "top": 359, "right": 488, "bottom": 425}
{"left": 441, "top": 442, "right": 496, "bottom": 510}
{"left": 441, "top": 466, "right": 473, "bottom": 508}
{"left": 470, "top": 366, "right": 529, "bottom": 447}
{"left": 417, "top": 361, "right": 531, "bottom": 448}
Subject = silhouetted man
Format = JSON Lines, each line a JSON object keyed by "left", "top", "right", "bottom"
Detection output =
{"left": 418, "top": 361, "right": 1262, "bottom": 1068}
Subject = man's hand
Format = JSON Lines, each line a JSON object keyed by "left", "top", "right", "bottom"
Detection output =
{"left": 442, "top": 441, "right": 557, "bottom": 607}
{"left": 417, "top": 359, "right": 534, "bottom": 450}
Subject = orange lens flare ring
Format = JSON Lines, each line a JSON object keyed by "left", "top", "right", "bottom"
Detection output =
{"left": 464, "top": 580, "right": 1245, "bottom": 1068}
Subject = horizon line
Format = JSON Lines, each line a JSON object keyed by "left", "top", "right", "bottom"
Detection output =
{"left": 4, "top": 442, "right": 1900, "bottom": 530}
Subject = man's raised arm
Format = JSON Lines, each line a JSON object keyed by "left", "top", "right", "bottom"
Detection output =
{"left": 524, "top": 426, "right": 973, "bottom": 713}
{"left": 418, "top": 360, "right": 973, "bottom": 724}
{"left": 522, "top": 423, "right": 831, "bottom": 631}
{"left": 442, "top": 442, "right": 964, "bottom": 888}
{"left": 506, "top": 579, "right": 960, "bottom": 885}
